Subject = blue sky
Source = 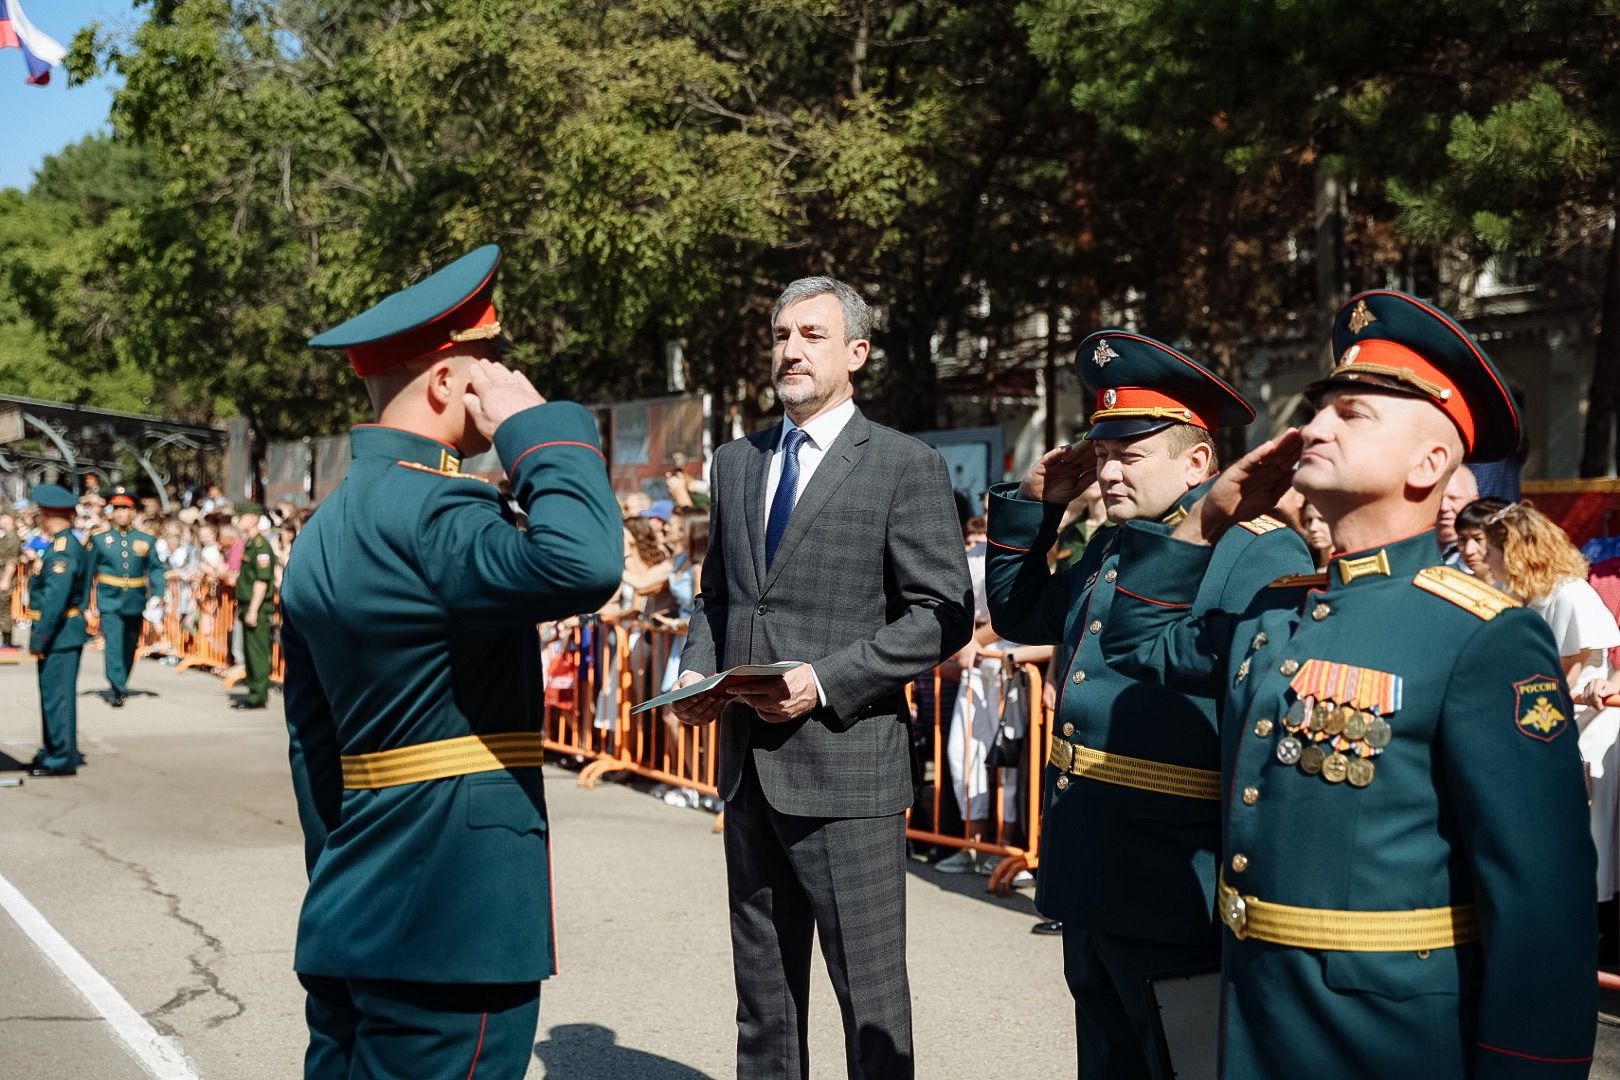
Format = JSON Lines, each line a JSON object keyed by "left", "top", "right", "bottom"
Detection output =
{"left": 1, "top": 0, "right": 131, "bottom": 192}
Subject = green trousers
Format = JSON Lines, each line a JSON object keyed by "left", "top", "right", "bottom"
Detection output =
{"left": 36, "top": 648, "right": 82, "bottom": 772}
{"left": 240, "top": 610, "right": 272, "bottom": 706}
{"left": 101, "top": 610, "right": 143, "bottom": 695}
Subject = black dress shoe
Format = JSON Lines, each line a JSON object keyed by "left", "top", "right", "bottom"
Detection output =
{"left": 231, "top": 701, "right": 267, "bottom": 711}
{"left": 1031, "top": 919, "right": 1063, "bottom": 936}
{"left": 109, "top": 693, "right": 125, "bottom": 708}
{"left": 28, "top": 765, "right": 77, "bottom": 777}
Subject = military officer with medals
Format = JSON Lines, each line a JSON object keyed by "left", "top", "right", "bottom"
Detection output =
{"left": 985, "top": 333, "right": 1313, "bottom": 1078}
{"left": 27, "top": 484, "right": 95, "bottom": 777}
{"left": 233, "top": 504, "right": 276, "bottom": 710}
{"left": 1102, "top": 290, "right": 1596, "bottom": 1077}
{"left": 91, "top": 486, "right": 165, "bottom": 706}
{"left": 282, "top": 244, "right": 622, "bottom": 1080}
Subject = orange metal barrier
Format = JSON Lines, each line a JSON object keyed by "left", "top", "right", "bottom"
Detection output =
{"left": 543, "top": 617, "right": 1051, "bottom": 868}
{"left": 904, "top": 652, "right": 1047, "bottom": 864}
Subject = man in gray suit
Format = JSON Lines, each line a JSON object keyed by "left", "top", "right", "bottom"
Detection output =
{"left": 672, "top": 277, "right": 972, "bottom": 1080}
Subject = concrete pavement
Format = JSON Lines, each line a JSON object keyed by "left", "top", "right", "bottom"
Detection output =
{"left": 0, "top": 652, "right": 1074, "bottom": 1078}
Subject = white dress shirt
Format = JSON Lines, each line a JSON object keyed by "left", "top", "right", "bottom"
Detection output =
{"left": 763, "top": 398, "right": 857, "bottom": 522}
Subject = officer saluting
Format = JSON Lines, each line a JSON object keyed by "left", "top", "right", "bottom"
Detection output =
{"left": 91, "top": 486, "right": 165, "bottom": 706}
{"left": 1104, "top": 291, "right": 1596, "bottom": 1076}
{"left": 27, "top": 484, "right": 95, "bottom": 777}
{"left": 985, "top": 334, "right": 1312, "bottom": 1077}
{"left": 282, "top": 245, "right": 622, "bottom": 1080}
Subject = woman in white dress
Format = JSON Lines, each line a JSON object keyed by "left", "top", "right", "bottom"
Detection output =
{"left": 1484, "top": 501, "right": 1620, "bottom": 903}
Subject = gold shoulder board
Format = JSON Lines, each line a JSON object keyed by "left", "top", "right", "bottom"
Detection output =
{"left": 394, "top": 460, "right": 493, "bottom": 485}
{"left": 1268, "top": 572, "right": 1328, "bottom": 589}
{"left": 1412, "top": 566, "right": 1520, "bottom": 620}
{"left": 53, "top": 536, "right": 67, "bottom": 552}
{"left": 1238, "top": 515, "right": 1287, "bottom": 535}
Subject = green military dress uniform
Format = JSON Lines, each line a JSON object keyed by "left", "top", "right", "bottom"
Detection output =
{"left": 0, "top": 523, "right": 21, "bottom": 649}
{"left": 284, "top": 244, "right": 623, "bottom": 1080}
{"left": 236, "top": 524, "right": 277, "bottom": 709}
{"left": 93, "top": 492, "right": 166, "bottom": 703}
{"left": 986, "top": 332, "right": 1313, "bottom": 1079}
{"left": 28, "top": 487, "right": 95, "bottom": 776}
{"left": 1102, "top": 292, "right": 1597, "bottom": 1077}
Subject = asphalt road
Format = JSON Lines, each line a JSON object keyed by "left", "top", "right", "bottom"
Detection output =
{"left": 0, "top": 653, "right": 1075, "bottom": 1079}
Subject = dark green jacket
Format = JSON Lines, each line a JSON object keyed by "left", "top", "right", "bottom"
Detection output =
{"left": 91, "top": 527, "right": 166, "bottom": 616}
{"left": 29, "top": 528, "right": 94, "bottom": 653}
{"left": 280, "top": 404, "right": 621, "bottom": 983}
{"left": 236, "top": 534, "right": 276, "bottom": 610}
{"left": 986, "top": 479, "right": 1312, "bottom": 943}
{"left": 1105, "top": 527, "right": 1596, "bottom": 1078}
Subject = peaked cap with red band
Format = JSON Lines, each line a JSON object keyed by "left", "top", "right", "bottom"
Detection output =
{"left": 107, "top": 486, "right": 136, "bottom": 508}
{"left": 1311, "top": 289, "right": 1519, "bottom": 462}
{"left": 308, "top": 245, "right": 503, "bottom": 377}
{"left": 1077, "top": 331, "right": 1255, "bottom": 442}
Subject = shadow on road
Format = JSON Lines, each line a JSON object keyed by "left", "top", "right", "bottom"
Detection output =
{"left": 534, "top": 1023, "right": 718, "bottom": 1079}
{"left": 905, "top": 858, "right": 1042, "bottom": 916}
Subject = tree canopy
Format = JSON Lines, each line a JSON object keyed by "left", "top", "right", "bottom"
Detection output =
{"left": 0, "top": 0, "right": 1615, "bottom": 471}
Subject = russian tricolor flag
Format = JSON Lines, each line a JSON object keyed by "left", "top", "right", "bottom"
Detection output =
{"left": 0, "top": 0, "right": 66, "bottom": 86}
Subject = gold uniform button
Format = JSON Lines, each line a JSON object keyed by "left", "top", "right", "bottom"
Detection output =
{"left": 1104, "top": 568, "right": 1117, "bottom": 583}
{"left": 1072, "top": 670, "right": 1086, "bottom": 685}
{"left": 1242, "top": 787, "right": 1259, "bottom": 806}
{"left": 1280, "top": 659, "right": 1300, "bottom": 676}
{"left": 1088, "top": 619, "right": 1102, "bottom": 635}
{"left": 1254, "top": 718, "right": 1274, "bottom": 738}
{"left": 1061, "top": 722, "right": 1075, "bottom": 737}
{"left": 1231, "top": 853, "right": 1249, "bottom": 873}
{"left": 1056, "top": 775, "right": 1070, "bottom": 791}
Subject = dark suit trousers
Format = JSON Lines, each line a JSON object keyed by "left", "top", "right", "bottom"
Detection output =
{"left": 726, "top": 754, "right": 913, "bottom": 1080}
{"left": 1062, "top": 925, "right": 1217, "bottom": 1080}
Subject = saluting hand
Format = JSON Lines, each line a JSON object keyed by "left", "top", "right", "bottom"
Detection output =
{"left": 1175, "top": 429, "right": 1305, "bottom": 547}
{"left": 464, "top": 360, "right": 547, "bottom": 440}
{"left": 1018, "top": 443, "right": 1098, "bottom": 505}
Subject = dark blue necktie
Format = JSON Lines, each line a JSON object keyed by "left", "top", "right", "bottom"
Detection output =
{"left": 765, "top": 426, "right": 810, "bottom": 568}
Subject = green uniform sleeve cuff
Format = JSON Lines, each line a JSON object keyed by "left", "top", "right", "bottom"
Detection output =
{"left": 986, "top": 482, "right": 1065, "bottom": 555}
{"left": 1112, "top": 521, "right": 1214, "bottom": 608}
{"left": 494, "top": 402, "right": 607, "bottom": 477}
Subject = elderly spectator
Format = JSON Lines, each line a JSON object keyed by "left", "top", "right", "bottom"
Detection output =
{"left": 1435, "top": 463, "right": 1478, "bottom": 565}
{"left": 1484, "top": 502, "right": 1620, "bottom": 918}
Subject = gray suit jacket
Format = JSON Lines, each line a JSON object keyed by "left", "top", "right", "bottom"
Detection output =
{"left": 682, "top": 408, "right": 973, "bottom": 818}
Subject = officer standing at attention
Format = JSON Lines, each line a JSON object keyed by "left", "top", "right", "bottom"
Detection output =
{"left": 1103, "top": 290, "right": 1596, "bottom": 1077}
{"left": 282, "top": 244, "right": 621, "bottom": 1080}
{"left": 985, "top": 334, "right": 1312, "bottom": 1078}
{"left": 27, "top": 484, "right": 95, "bottom": 777}
{"left": 233, "top": 503, "right": 276, "bottom": 711}
{"left": 92, "top": 486, "right": 165, "bottom": 706}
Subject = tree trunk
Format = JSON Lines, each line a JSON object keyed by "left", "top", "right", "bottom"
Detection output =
{"left": 1579, "top": 202, "right": 1620, "bottom": 477}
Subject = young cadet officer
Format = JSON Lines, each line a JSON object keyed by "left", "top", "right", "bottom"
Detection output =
{"left": 984, "top": 333, "right": 1312, "bottom": 1079}
{"left": 232, "top": 504, "right": 276, "bottom": 710}
{"left": 282, "top": 244, "right": 622, "bottom": 1080}
{"left": 92, "top": 486, "right": 165, "bottom": 706}
{"left": 27, "top": 484, "right": 95, "bottom": 777}
{"left": 1102, "top": 290, "right": 1596, "bottom": 1077}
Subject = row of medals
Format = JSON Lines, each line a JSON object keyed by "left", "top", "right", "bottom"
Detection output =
{"left": 1273, "top": 696, "right": 1391, "bottom": 788}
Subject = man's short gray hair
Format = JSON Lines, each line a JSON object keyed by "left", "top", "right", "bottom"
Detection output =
{"left": 771, "top": 277, "right": 874, "bottom": 343}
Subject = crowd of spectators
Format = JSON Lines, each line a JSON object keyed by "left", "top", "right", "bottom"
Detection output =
{"left": 0, "top": 480, "right": 313, "bottom": 660}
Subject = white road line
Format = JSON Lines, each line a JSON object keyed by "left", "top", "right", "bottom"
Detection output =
{"left": 0, "top": 870, "right": 203, "bottom": 1080}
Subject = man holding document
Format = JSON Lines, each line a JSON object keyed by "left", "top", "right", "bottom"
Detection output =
{"left": 669, "top": 276, "right": 972, "bottom": 1080}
